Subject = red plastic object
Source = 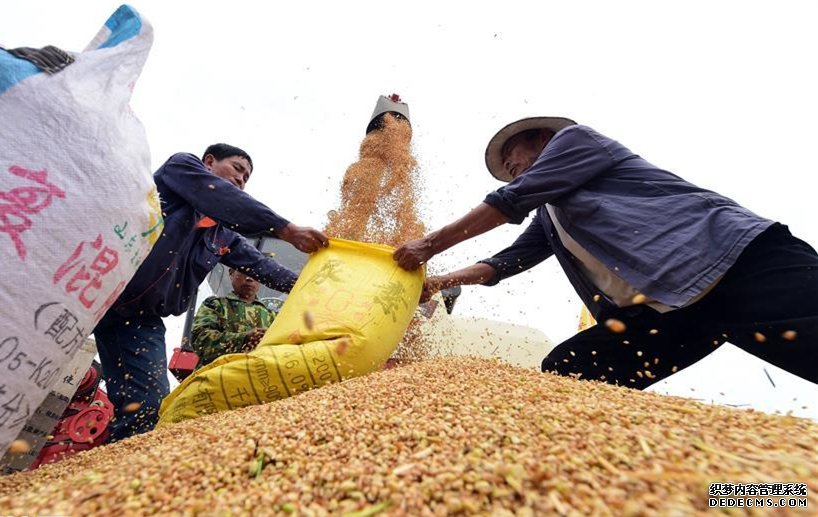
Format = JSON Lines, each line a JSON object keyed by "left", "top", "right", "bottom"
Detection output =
{"left": 169, "top": 347, "right": 199, "bottom": 382}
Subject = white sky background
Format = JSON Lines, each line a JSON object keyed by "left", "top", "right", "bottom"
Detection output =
{"left": 4, "top": 1, "right": 818, "bottom": 418}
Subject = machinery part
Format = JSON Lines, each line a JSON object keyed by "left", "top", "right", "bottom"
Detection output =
{"left": 169, "top": 347, "right": 200, "bottom": 382}
{"left": 366, "top": 94, "right": 410, "bottom": 134}
{"left": 440, "top": 286, "right": 461, "bottom": 314}
{"left": 171, "top": 284, "right": 202, "bottom": 382}
{"left": 73, "top": 360, "right": 102, "bottom": 400}
{"left": 65, "top": 397, "right": 112, "bottom": 444}
{"left": 29, "top": 385, "right": 113, "bottom": 469}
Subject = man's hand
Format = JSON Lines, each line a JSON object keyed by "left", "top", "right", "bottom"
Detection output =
{"left": 394, "top": 237, "right": 434, "bottom": 271}
{"left": 242, "top": 328, "right": 267, "bottom": 352}
{"left": 277, "top": 223, "right": 329, "bottom": 253}
{"left": 420, "top": 276, "right": 445, "bottom": 303}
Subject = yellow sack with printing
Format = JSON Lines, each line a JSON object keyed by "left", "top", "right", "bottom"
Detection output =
{"left": 158, "top": 239, "right": 423, "bottom": 425}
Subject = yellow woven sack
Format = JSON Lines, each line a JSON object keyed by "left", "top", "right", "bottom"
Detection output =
{"left": 158, "top": 239, "right": 423, "bottom": 425}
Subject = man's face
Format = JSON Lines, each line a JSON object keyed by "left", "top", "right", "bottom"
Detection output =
{"left": 204, "top": 154, "right": 252, "bottom": 190}
{"left": 230, "top": 270, "right": 260, "bottom": 300}
{"left": 502, "top": 131, "right": 548, "bottom": 180}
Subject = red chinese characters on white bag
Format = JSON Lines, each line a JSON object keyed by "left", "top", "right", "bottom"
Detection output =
{"left": 0, "top": 5, "right": 162, "bottom": 456}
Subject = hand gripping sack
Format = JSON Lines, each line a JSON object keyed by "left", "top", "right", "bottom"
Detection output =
{"left": 0, "top": 5, "right": 161, "bottom": 456}
{"left": 158, "top": 239, "right": 423, "bottom": 425}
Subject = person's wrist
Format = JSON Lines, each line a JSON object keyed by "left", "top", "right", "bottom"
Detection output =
{"left": 438, "top": 276, "right": 456, "bottom": 290}
{"left": 425, "top": 233, "right": 440, "bottom": 255}
{"left": 277, "top": 223, "right": 294, "bottom": 240}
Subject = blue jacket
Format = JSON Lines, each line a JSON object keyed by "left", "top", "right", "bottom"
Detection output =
{"left": 481, "top": 125, "right": 773, "bottom": 318}
{"left": 111, "top": 153, "right": 298, "bottom": 318}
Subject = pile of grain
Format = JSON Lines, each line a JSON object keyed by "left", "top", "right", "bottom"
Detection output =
{"left": 2, "top": 357, "right": 815, "bottom": 516}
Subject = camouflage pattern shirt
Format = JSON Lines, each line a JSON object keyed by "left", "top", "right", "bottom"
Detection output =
{"left": 190, "top": 292, "right": 276, "bottom": 368}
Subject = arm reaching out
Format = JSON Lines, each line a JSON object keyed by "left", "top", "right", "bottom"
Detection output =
{"left": 160, "top": 153, "right": 328, "bottom": 253}
{"left": 418, "top": 216, "right": 554, "bottom": 302}
{"left": 421, "top": 263, "right": 497, "bottom": 303}
{"left": 394, "top": 203, "right": 509, "bottom": 270}
{"left": 221, "top": 234, "right": 299, "bottom": 294}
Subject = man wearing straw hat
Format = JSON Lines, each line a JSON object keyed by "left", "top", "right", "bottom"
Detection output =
{"left": 394, "top": 118, "right": 818, "bottom": 388}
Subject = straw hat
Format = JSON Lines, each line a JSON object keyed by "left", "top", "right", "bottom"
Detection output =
{"left": 485, "top": 116, "right": 577, "bottom": 182}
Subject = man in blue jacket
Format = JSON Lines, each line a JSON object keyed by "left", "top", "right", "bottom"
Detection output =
{"left": 94, "top": 143, "right": 328, "bottom": 440}
{"left": 395, "top": 117, "right": 818, "bottom": 389}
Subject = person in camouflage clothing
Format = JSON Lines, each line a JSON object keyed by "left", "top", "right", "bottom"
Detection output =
{"left": 191, "top": 268, "right": 277, "bottom": 367}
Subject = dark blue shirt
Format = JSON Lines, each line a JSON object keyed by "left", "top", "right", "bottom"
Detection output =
{"left": 481, "top": 125, "right": 773, "bottom": 317}
{"left": 111, "top": 153, "right": 298, "bottom": 318}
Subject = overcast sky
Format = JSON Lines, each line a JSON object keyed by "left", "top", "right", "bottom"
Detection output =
{"left": 4, "top": 1, "right": 817, "bottom": 418}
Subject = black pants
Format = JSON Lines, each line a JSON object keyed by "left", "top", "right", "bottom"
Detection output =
{"left": 543, "top": 224, "right": 818, "bottom": 389}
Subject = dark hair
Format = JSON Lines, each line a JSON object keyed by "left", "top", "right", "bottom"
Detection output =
{"left": 202, "top": 143, "right": 253, "bottom": 172}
